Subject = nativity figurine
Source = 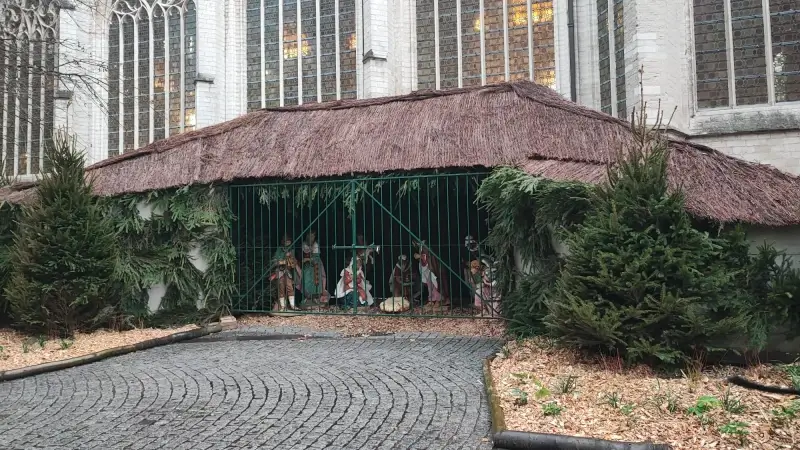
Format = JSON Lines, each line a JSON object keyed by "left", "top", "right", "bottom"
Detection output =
{"left": 334, "top": 256, "right": 374, "bottom": 308}
{"left": 413, "top": 240, "right": 449, "bottom": 305}
{"left": 269, "top": 234, "right": 301, "bottom": 311}
{"left": 300, "top": 230, "right": 328, "bottom": 306}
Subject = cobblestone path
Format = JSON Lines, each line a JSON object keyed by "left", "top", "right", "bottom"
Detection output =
{"left": 0, "top": 332, "right": 501, "bottom": 450}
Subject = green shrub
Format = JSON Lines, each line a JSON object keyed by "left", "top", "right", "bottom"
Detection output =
{"left": 5, "top": 135, "right": 118, "bottom": 337}
{"left": 544, "top": 128, "right": 746, "bottom": 366}
{"left": 0, "top": 201, "right": 19, "bottom": 326}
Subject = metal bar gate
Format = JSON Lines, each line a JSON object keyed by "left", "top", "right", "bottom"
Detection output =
{"left": 230, "top": 173, "right": 500, "bottom": 318}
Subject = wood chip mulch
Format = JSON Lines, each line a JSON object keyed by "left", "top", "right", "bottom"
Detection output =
{"left": 491, "top": 339, "right": 799, "bottom": 450}
{"left": 238, "top": 314, "right": 506, "bottom": 337}
{"left": 0, "top": 325, "right": 198, "bottom": 372}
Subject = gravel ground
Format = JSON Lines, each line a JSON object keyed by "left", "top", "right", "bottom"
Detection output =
{"left": 491, "top": 339, "right": 800, "bottom": 450}
{"left": 0, "top": 325, "right": 198, "bottom": 372}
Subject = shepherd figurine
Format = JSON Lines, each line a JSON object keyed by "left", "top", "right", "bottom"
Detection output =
{"left": 269, "top": 234, "right": 301, "bottom": 311}
{"left": 413, "top": 240, "right": 449, "bottom": 305}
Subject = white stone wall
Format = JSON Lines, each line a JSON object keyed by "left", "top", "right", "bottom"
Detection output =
{"left": 48, "top": 0, "right": 800, "bottom": 179}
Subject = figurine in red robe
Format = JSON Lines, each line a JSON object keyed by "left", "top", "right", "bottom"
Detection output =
{"left": 413, "top": 240, "right": 449, "bottom": 305}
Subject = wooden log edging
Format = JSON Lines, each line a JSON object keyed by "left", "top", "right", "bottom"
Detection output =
{"left": 482, "top": 357, "right": 673, "bottom": 450}
{"left": 0, "top": 323, "right": 224, "bottom": 383}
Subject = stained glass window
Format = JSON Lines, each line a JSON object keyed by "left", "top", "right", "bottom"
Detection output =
{"left": 0, "top": 0, "right": 59, "bottom": 176}
{"left": 693, "top": 0, "right": 798, "bottom": 108}
{"left": 107, "top": 0, "right": 198, "bottom": 156}
{"left": 770, "top": 0, "right": 800, "bottom": 103}
{"left": 598, "top": 0, "right": 612, "bottom": 114}
{"left": 613, "top": 0, "right": 626, "bottom": 119}
{"left": 730, "top": 0, "right": 768, "bottom": 106}
{"left": 247, "top": 0, "right": 357, "bottom": 108}
{"left": 416, "top": 0, "right": 555, "bottom": 90}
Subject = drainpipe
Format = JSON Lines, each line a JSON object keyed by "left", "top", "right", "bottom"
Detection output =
{"left": 567, "top": 0, "right": 577, "bottom": 102}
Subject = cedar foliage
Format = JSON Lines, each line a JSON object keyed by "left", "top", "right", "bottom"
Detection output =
{"left": 543, "top": 105, "right": 747, "bottom": 366}
{"left": 5, "top": 135, "right": 118, "bottom": 336}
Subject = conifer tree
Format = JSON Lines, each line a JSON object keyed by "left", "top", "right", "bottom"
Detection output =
{"left": 5, "top": 133, "right": 117, "bottom": 336}
{"left": 544, "top": 99, "right": 745, "bottom": 366}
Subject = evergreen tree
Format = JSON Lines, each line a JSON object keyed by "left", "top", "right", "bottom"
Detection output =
{"left": 5, "top": 134, "right": 118, "bottom": 336}
{"left": 544, "top": 115, "right": 746, "bottom": 366}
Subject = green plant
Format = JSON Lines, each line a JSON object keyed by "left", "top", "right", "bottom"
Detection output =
{"left": 785, "top": 365, "right": 800, "bottom": 390}
{"left": 665, "top": 395, "right": 679, "bottom": 413}
{"left": 721, "top": 388, "right": 745, "bottom": 413}
{"left": 59, "top": 339, "right": 73, "bottom": 350}
{"left": 542, "top": 401, "right": 562, "bottom": 416}
{"left": 604, "top": 392, "right": 622, "bottom": 409}
{"left": 543, "top": 103, "right": 748, "bottom": 366}
{"left": 556, "top": 375, "right": 578, "bottom": 394}
{"left": 771, "top": 401, "right": 800, "bottom": 426}
{"left": 37, "top": 335, "right": 46, "bottom": 348}
{"left": 22, "top": 341, "right": 29, "bottom": 353}
{"left": 620, "top": 404, "right": 635, "bottom": 416}
{"left": 6, "top": 134, "right": 118, "bottom": 337}
{"left": 719, "top": 421, "right": 749, "bottom": 444}
{"left": 687, "top": 395, "right": 720, "bottom": 417}
{"left": 510, "top": 388, "right": 529, "bottom": 406}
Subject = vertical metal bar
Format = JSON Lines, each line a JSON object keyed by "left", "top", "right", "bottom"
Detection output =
{"left": 502, "top": 0, "right": 509, "bottom": 81}
{"left": 297, "top": 0, "right": 303, "bottom": 104}
{"left": 442, "top": 176, "right": 450, "bottom": 314}
{"left": 334, "top": 0, "right": 341, "bottom": 100}
{"left": 26, "top": 36, "right": 34, "bottom": 174}
{"left": 179, "top": 9, "right": 186, "bottom": 131}
{"left": 316, "top": 0, "right": 322, "bottom": 102}
{"left": 761, "top": 0, "right": 774, "bottom": 104}
{"left": 479, "top": 0, "right": 486, "bottom": 84}
{"left": 455, "top": 176, "right": 463, "bottom": 310}
{"left": 259, "top": 186, "right": 264, "bottom": 310}
{"left": 434, "top": 0, "right": 441, "bottom": 89}
{"left": 120, "top": 19, "right": 126, "bottom": 148}
{"left": 350, "top": 180, "right": 357, "bottom": 314}
{"left": 333, "top": 182, "right": 338, "bottom": 310}
{"left": 526, "top": 0, "right": 532, "bottom": 80}
{"left": 244, "top": 186, "right": 250, "bottom": 310}
{"left": 149, "top": 9, "right": 155, "bottom": 143}
{"left": 279, "top": 0, "right": 285, "bottom": 106}
{"left": 162, "top": 13, "right": 170, "bottom": 137}
{"left": 457, "top": 0, "right": 463, "bottom": 88}
{"left": 606, "top": 0, "right": 617, "bottom": 117}
{"left": 133, "top": 13, "right": 140, "bottom": 149}
{"left": 261, "top": 0, "right": 267, "bottom": 108}
{"left": 723, "top": 0, "right": 736, "bottom": 106}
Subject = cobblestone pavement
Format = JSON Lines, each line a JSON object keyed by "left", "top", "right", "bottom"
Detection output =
{"left": 0, "top": 332, "right": 501, "bottom": 450}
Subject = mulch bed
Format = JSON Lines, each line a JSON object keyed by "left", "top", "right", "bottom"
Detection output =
{"left": 491, "top": 339, "right": 799, "bottom": 450}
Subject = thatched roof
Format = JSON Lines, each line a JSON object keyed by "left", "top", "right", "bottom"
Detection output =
{"left": 3, "top": 81, "right": 800, "bottom": 226}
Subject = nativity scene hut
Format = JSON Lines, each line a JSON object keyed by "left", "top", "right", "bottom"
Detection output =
{"left": 3, "top": 81, "right": 800, "bottom": 317}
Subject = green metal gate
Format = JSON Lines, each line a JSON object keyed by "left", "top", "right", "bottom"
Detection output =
{"left": 230, "top": 172, "right": 499, "bottom": 318}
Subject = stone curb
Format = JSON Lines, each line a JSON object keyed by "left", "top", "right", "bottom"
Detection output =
{"left": 0, "top": 322, "right": 225, "bottom": 383}
{"left": 483, "top": 357, "right": 673, "bottom": 450}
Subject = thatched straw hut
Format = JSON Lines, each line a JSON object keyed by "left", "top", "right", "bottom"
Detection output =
{"left": 3, "top": 81, "right": 800, "bottom": 228}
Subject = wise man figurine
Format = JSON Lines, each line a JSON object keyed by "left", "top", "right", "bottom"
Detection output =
{"left": 269, "top": 234, "right": 300, "bottom": 311}
{"left": 480, "top": 257, "right": 502, "bottom": 317}
{"left": 335, "top": 256, "right": 374, "bottom": 307}
{"left": 464, "top": 235, "right": 482, "bottom": 308}
{"left": 389, "top": 254, "right": 417, "bottom": 301}
{"left": 413, "top": 240, "right": 449, "bottom": 305}
{"left": 301, "top": 230, "right": 328, "bottom": 306}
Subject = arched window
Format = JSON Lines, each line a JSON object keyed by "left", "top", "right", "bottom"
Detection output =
{"left": 108, "top": 0, "right": 197, "bottom": 157}
{"left": 0, "top": 0, "right": 58, "bottom": 177}
{"left": 246, "top": 0, "right": 358, "bottom": 110}
{"left": 416, "top": 0, "right": 555, "bottom": 91}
